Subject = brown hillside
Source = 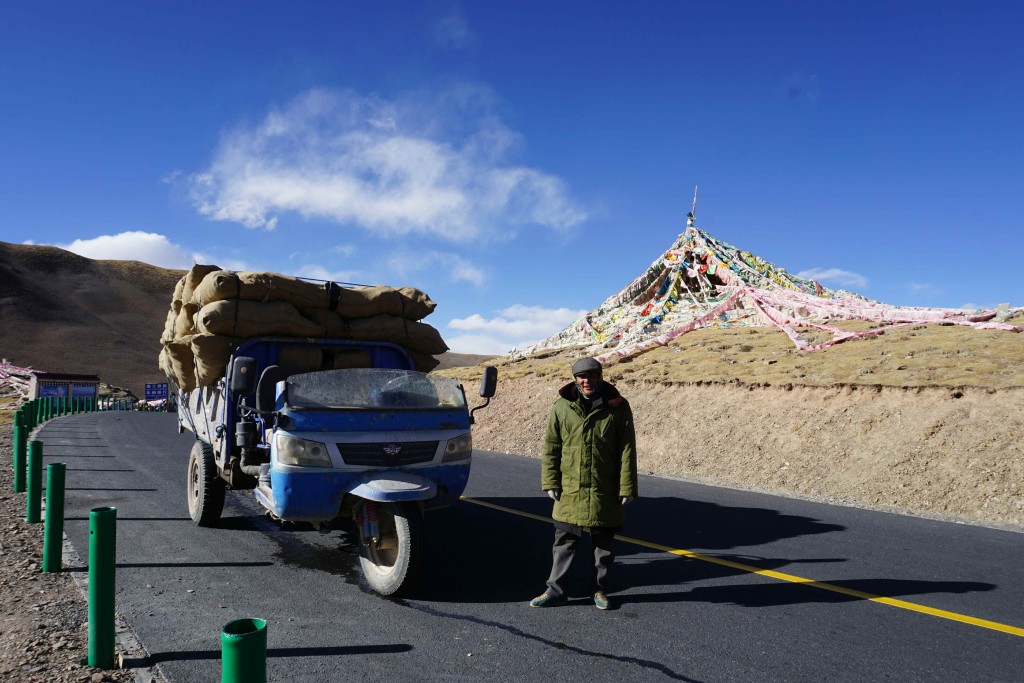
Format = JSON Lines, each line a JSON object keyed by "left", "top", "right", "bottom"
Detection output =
{"left": 0, "top": 241, "right": 186, "bottom": 395}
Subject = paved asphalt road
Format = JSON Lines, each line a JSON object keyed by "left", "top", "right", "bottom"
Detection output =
{"left": 36, "top": 412, "right": 1024, "bottom": 682}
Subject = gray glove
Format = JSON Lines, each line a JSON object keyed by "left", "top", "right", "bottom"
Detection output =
{"left": 546, "top": 489, "right": 561, "bottom": 501}
{"left": 621, "top": 496, "right": 634, "bottom": 505}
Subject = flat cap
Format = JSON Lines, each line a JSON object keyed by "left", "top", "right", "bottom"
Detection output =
{"left": 571, "top": 357, "right": 602, "bottom": 376}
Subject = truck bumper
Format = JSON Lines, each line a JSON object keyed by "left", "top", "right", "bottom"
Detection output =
{"left": 257, "top": 462, "right": 471, "bottom": 522}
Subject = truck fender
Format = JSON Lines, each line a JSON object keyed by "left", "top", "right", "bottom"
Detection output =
{"left": 346, "top": 471, "right": 438, "bottom": 502}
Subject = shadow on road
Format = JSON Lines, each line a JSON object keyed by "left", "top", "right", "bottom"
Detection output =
{"left": 125, "top": 643, "right": 413, "bottom": 666}
{"left": 410, "top": 496, "right": 992, "bottom": 611}
{"left": 618, "top": 577, "right": 995, "bottom": 607}
{"left": 64, "top": 561, "right": 275, "bottom": 572}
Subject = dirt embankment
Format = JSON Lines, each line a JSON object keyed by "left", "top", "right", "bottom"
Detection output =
{"left": 469, "top": 378, "right": 1024, "bottom": 530}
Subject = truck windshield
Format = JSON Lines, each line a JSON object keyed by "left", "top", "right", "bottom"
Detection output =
{"left": 285, "top": 369, "right": 467, "bottom": 411}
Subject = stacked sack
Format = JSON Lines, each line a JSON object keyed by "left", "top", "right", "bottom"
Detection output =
{"left": 158, "top": 265, "right": 446, "bottom": 393}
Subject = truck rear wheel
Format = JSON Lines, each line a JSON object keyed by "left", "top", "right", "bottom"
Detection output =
{"left": 187, "top": 441, "right": 225, "bottom": 527}
{"left": 357, "top": 501, "right": 423, "bottom": 596}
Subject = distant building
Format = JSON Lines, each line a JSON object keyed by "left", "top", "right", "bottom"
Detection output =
{"left": 29, "top": 372, "right": 101, "bottom": 401}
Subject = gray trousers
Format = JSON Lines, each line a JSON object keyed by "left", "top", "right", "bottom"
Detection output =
{"left": 545, "top": 526, "right": 616, "bottom": 597}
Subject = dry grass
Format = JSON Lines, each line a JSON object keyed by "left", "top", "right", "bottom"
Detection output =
{"left": 439, "top": 318, "right": 1024, "bottom": 390}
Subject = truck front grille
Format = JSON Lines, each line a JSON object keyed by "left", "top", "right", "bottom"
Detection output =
{"left": 338, "top": 441, "right": 439, "bottom": 467}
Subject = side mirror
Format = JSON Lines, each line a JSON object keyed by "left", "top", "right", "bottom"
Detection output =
{"left": 229, "top": 356, "right": 257, "bottom": 395}
{"left": 479, "top": 366, "right": 498, "bottom": 398}
{"left": 470, "top": 366, "right": 498, "bottom": 424}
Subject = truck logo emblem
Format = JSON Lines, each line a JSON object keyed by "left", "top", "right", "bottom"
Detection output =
{"left": 383, "top": 444, "right": 402, "bottom": 456}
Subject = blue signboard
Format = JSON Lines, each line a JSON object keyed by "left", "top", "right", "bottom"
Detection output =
{"left": 39, "top": 385, "right": 65, "bottom": 398}
{"left": 145, "top": 382, "right": 169, "bottom": 400}
{"left": 72, "top": 384, "right": 97, "bottom": 398}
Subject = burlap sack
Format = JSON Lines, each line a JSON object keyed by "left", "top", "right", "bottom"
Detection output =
{"left": 161, "top": 308, "right": 177, "bottom": 344}
{"left": 304, "top": 309, "right": 346, "bottom": 338}
{"left": 333, "top": 285, "right": 436, "bottom": 321}
{"left": 181, "top": 264, "right": 221, "bottom": 304}
{"left": 163, "top": 336, "right": 197, "bottom": 393}
{"left": 158, "top": 346, "right": 173, "bottom": 379}
{"left": 190, "top": 270, "right": 332, "bottom": 311}
{"left": 172, "top": 276, "right": 185, "bottom": 307}
{"left": 196, "top": 299, "right": 321, "bottom": 338}
{"left": 346, "top": 315, "right": 449, "bottom": 356}
{"left": 403, "top": 348, "right": 441, "bottom": 373}
{"left": 190, "top": 334, "right": 240, "bottom": 387}
{"left": 173, "top": 303, "right": 199, "bottom": 339}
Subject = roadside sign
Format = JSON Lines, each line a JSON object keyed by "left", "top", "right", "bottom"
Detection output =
{"left": 145, "top": 383, "right": 169, "bottom": 401}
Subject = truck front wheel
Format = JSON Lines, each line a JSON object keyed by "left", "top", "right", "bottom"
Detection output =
{"left": 187, "top": 441, "right": 225, "bottom": 527}
{"left": 356, "top": 501, "right": 423, "bottom": 596}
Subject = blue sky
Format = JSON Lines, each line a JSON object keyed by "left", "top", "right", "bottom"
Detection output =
{"left": 2, "top": 1, "right": 1021, "bottom": 353}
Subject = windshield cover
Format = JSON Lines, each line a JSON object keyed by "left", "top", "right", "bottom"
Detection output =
{"left": 286, "top": 369, "right": 467, "bottom": 411}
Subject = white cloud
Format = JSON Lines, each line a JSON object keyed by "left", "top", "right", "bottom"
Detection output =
{"left": 445, "top": 304, "right": 587, "bottom": 354}
{"left": 188, "top": 88, "right": 587, "bottom": 239}
{"left": 796, "top": 267, "right": 868, "bottom": 289}
{"left": 59, "top": 231, "right": 200, "bottom": 269}
{"left": 388, "top": 250, "right": 486, "bottom": 287}
{"left": 908, "top": 282, "right": 942, "bottom": 296}
{"left": 432, "top": 12, "right": 476, "bottom": 49}
{"left": 293, "top": 263, "right": 362, "bottom": 285}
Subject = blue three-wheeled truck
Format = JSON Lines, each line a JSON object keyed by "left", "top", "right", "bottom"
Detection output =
{"left": 176, "top": 336, "right": 497, "bottom": 596}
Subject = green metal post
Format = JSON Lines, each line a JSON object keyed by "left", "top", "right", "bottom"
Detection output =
{"left": 42, "top": 463, "right": 66, "bottom": 572}
{"left": 26, "top": 440, "right": 43, "bottom": 523}
{"left": 13, "top": 420, "right": 26, "bottom": 493}
{"left": 221, "top": 618, "right": 268, "bottom": 683}
{"left": 88, "top": 506, "right": 117, "bottom": 669}
{"left": 45, "top": 397, "right": 52, "bottom": 422}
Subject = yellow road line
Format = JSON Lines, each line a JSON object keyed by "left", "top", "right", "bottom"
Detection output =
{"left": 461, "top": 496, "right": 1024, "bottom": 638}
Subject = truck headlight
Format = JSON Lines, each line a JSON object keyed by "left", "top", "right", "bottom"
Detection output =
{"left": 275, "top": 433, "right": 332, "bottom": 468}
{"left": 442, "top": 434, "right": 472, "bottom": 462}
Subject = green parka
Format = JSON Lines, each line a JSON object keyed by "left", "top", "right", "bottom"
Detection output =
{"left": 541, "top": 380, "right": 638, "bottom": 528}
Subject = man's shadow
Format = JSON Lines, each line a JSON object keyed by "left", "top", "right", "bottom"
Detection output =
{"left": 414, "top": 496, "right": 994, "bottom": 608}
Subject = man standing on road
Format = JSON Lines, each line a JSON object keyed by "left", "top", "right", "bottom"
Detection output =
{"left": 529, "top": 357, "right": 638, "bottom": 610}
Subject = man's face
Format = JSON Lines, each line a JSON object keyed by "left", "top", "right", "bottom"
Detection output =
{"left": 574, "top": 371, "right": 600, "bottom": 397}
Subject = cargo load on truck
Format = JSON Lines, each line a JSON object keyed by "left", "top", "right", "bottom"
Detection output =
{"left": 157, "top": 264, "right": 447, "bottom": 392}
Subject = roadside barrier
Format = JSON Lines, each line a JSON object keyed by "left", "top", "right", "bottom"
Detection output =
{"left": 26, "top": 440, "right": 43, "bottom": 523}
{"left": 221, "top": 617, "right": 268, "bottom": 683}
{"left": 42, "top": 463, "right": 67, "bottom": 572}
{"left": 88, "top": 506, "right": 118, "bottom": 669}
{"left": 12, "top": 414, "right": 26, "bottom": 493}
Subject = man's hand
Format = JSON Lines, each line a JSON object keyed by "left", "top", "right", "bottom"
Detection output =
{"left": 621, "top": 496, "right": 634, "bottom": 505}
{"left": 546, "top": 489, "right": 561, "bottom": 501}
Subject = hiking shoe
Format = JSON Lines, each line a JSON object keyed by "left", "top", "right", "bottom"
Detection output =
{"left": 529, "top": 592, "right": 568, "bottom": 608}
{"left": 593, "top": 591, "right": 610, "bottom": 610}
